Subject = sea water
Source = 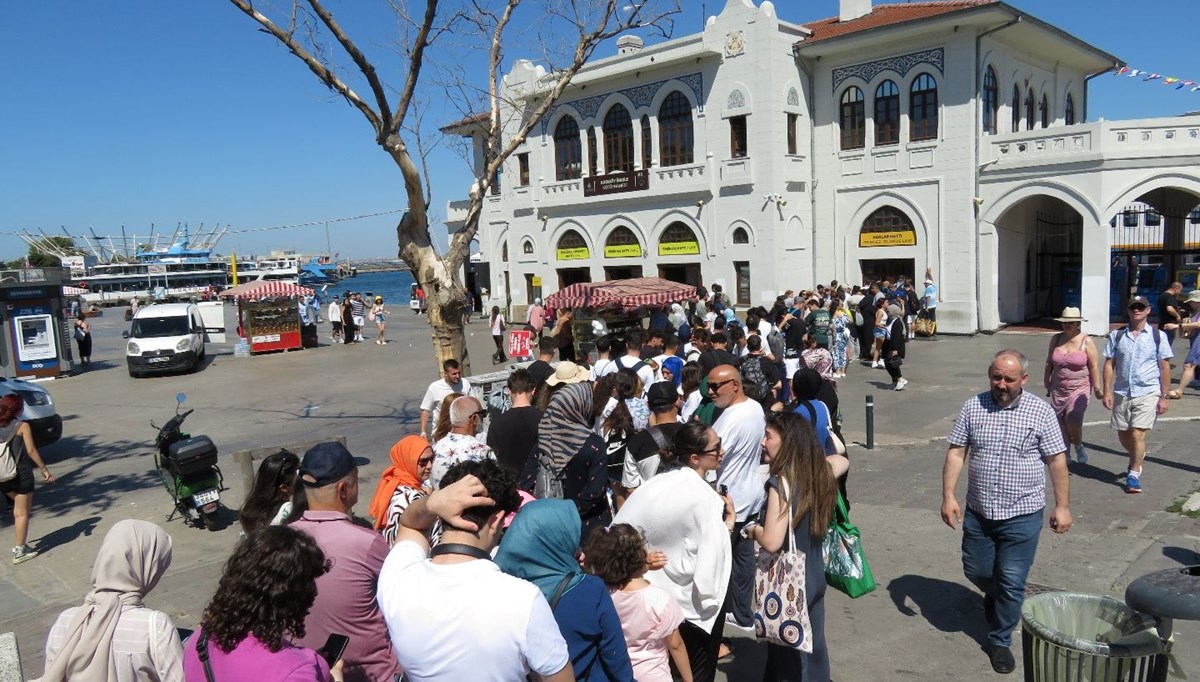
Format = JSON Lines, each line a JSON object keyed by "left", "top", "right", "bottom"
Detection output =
{"left": 317, "top": 270, "right": 416, "bottom": 305}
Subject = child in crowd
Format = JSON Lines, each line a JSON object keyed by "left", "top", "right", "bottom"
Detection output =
{"left": 584, "top": 524, "right": 692, "bottom": 682}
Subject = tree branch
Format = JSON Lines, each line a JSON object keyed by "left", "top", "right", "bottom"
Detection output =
{"left": 390, "top": 0, "right": 439, "bottom": 136}
{"left": 304, "top": 0, "right": 395, "bottom": 134}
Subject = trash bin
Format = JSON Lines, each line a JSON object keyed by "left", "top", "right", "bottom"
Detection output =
{"left": 1020, "top": 593, "right": 1170, "bottom": 682}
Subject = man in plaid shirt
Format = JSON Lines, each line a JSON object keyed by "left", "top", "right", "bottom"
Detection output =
{"left": 940, "top": 349, "right": 1072, "bottom": 675}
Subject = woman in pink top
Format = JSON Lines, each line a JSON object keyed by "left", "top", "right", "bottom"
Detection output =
{"left": 585, "top": 524, "right": 691, "bottom": 682}
{"left": 1043, "top": 307, "right": 1101, "bottom": 464}
{"left": 182, "top": 526, "right": 343, "bottom": 681}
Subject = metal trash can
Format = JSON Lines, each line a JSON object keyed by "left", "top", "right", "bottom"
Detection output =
{"left": 1020, "top": 593, "right": 1170, "bottom": 682}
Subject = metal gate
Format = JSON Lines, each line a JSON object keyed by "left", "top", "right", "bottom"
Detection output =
{"left": 1109, "top": 206, "right": 1200, "bottom": 317}
{"left": 1033, "top": 211, "right": 1082, "bottom": 317}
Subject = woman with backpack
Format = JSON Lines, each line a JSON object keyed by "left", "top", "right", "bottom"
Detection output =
{"left": 0, "top": 393, "right": 54, "bottom": 564}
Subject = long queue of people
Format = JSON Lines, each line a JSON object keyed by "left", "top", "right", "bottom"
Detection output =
{"left": 31, "top": 281, "right": 895, "bottom": 682}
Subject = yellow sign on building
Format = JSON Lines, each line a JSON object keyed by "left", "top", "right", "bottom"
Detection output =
{"left": 531, "top": 276, "right": 542, "bottom": 287}
{"left": 859, "top": 231, "right": 917, "bottom": 247}
{"left": 604, "top": 244, "right": 642, "bottom": 258}
{"left": 658, "top": 241, "right": 701, "bottom": 256}
{"left": 556, "top": 246, "right": 591, "bottom": 261}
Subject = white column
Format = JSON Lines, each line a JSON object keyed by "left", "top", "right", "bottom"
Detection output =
{"left": 1079, "top": 216, "right": 1110, "bottom": 337}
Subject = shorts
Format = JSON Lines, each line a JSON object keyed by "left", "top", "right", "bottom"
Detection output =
{"left": 331, "top": 321, "right": 343, "bottom": 333}
{"left": 1110, "top": 394, "right": 1159, "bottom": 431}
{"left": 353, "top": 315, "right": 365, "bottom": 328}
{"left": 873, "top": 328, "right": 886, "bottom": 339}
{"left": 0, "top": 456, "right": 34, "bottom": 496}
{"left": 1186, "top": 337, "right": 1200, "bottom": 366}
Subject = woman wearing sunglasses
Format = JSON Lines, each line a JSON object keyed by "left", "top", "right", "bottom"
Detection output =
{"left": 368, "top": 435, "right": 435, "bottom": 546}
{"left": 614, "top": 423, "right": 735, "bottom": 682}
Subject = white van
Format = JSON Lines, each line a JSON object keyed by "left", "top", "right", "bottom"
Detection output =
{"left": 127, "top": 302, "right": 226, "bottom": 378}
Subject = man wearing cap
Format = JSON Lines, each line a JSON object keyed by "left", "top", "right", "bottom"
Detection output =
{"left": 419, "top": 359, "right": 472, "bottom": 441}
{"left": 429, "top": 396, "right": 495, "bottom": 490}
{"left": 290, "top": 442, "right": 402, "bottom": 682}
{"left": 1102, "top": 295, "right": 1173, "bottom": 493}
{"left": 622, "top": 382, "right": 684, "bottom": 492}
{"left": 922, "top": 271, "right": 938, "bottom": 333}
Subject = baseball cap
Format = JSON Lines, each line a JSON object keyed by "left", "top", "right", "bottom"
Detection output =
{"left": 646, "top": 382, "right": 679, "bottom": 411}
{"left": 299, "top": 442, "right": 357, "bottom": 487}
{"left": 1127, "top": 295, "right": 1150, "bottom": 310}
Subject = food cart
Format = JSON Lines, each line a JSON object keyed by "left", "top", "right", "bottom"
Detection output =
{"left": 545, "top": 277, "right": 696, "bottom": 363}
{"left": 220, "top": 280, "right": 314, "bottom": 354}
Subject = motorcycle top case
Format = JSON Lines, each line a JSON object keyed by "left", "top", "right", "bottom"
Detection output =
{"left": 165, "top": 435, "right": 218, "bottom": 475}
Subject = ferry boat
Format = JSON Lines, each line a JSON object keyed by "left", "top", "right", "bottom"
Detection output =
{"left": 236, "top": 255, "right": 343, "bottom": 286}
{"left": 77, "top": 239, "right": 252, "bottom": 305}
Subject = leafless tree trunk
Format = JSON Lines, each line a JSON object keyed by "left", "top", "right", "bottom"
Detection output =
{"left": 227, "top": 0, "right": 678, "bottom": 373}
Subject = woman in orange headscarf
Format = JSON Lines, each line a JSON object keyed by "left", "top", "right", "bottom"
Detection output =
{"left": 369, "top": 435, "right": 434, "bottom": 546}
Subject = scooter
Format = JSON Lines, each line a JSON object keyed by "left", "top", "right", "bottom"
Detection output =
{"left": 152, "top": 392, "right": 224, "bottom": 530}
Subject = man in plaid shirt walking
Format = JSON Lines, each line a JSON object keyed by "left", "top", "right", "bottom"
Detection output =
{"left": 940, "top": 349, "right": 1072, "bottom": 674}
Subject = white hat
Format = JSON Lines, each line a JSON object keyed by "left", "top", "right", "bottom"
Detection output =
{"left": 1053, "top": 307, "right": 1087, "bottom": 322}
{"left": 545, "top": 361, "right": 590, "bottom": 386}
{"left": 1186, "top": 290, "right": 1200, "bottom": 304}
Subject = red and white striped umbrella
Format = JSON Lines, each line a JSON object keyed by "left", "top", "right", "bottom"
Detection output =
{"left": 545, "top": 277, "right": 696, "bottom": 314}
{"left": 220, "top": 280, "right": 315, "bottom": 300}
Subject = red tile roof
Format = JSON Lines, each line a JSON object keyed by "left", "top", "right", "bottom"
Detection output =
{"left": 801, "top": 1, "right": 998, "bottom": 44}
{"left": 440, "top": 111, "right": 489, "bottom": 133}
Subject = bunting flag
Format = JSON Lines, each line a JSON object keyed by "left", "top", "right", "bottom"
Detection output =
{"left": 1114, "top": 65, "right": 1200, "bottom": 94}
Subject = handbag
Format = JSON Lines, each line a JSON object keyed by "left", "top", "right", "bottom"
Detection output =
{"left": 534, "top": 457, "right": 564, "bottom": 499}
{"left": 822, "top": 491, "right": 876, "bottom": 598}
{"left": 753, "top": 480, "right": 814, "bottom": 653}
{"left": 913, "top": 310, "right": 936, "bottom": 337}
{"left": 74, "top": 325, "right": 86, "bottom": 341}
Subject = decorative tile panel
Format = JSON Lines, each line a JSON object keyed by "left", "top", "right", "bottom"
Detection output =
{"left": 540, "top": 72, "right": 705, "bottom": 135}
{"left": 787, "top": 88, "right": 800, "bottom": 107}
{"left": 727, "top": 89, "right": 746, "bottom": 110}
{"left": 832, "top": 48, "right": 944, "bottom": 93}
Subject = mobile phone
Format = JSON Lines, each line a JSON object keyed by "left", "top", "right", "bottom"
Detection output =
{"left": 318, "top": 633, "right": 349, "bottom": 667}
{"left": 718, "top": 484, "right": 728, "bottom": 496}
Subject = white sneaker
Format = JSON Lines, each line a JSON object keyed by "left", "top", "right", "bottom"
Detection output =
{"left": 895, "top": 378, "right": 908, "bottom": 391}
{"left": 12, "top": 544, "right": 36, "bottom": 565}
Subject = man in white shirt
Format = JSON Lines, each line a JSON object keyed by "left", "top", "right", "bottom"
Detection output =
{"left": 429, "top": 396, "right": 495, "bottom": 489}
{"left": 419, "top": 359, "right": 472, "bottom": 440}
{"left": 708, "top": 364, "right": 766, "bottom": 631}
{"left": 328, "top": 296, "right": 343, "bottom": 343}
{"left": 377, "top": 460, "right": 572, "bottom": 682}
{"left": 614, "top": 329, "right": 655, "bottom": 395}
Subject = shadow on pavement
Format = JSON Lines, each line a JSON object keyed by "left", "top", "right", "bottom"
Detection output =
{"left": 35, "top": 515, "right": 101, "bottom": 555}
{"left": 1066, "top": 461, "right": 1123, "bottom": 489}
{"left": 35, "top": 434, "right": 164, "bottom": 521}
{"left": 888, "top": 574, "right": 990, "bottom": 648}
{"left": 1163, "top": 546, "right": 1200, "bottom": 565}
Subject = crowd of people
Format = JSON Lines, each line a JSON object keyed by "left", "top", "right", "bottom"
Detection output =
{"left": 21, "top": 273, "right": 1200, "bottom": 682}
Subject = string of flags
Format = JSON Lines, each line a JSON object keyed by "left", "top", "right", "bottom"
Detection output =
{"left": 1115, "top": 66, "right": 1200, "bottom": 92}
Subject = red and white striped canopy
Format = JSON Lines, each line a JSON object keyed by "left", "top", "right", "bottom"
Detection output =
{"left": 220, "top": 280, "right": 315, "bottom": 300}
{"left": 545, "top": 277, "right": 696, "bottom": 314}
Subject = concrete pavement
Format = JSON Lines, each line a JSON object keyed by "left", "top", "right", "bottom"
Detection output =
{"left": 0, "top": 308, "right": 1196, "bottom": 680}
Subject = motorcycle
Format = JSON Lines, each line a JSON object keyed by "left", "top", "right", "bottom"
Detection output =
{"left": 152, "top": 392, "right": 224, "bottom": 530}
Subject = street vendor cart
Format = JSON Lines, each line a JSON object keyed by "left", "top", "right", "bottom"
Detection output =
{"left": 220, "top": 280, "right": 314, "bottom": 354}
{"left": 545, "top": 277, "right": 696, "bottom": 363}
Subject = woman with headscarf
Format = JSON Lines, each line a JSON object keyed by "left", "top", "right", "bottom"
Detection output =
{"left": 41, "top": 520, "right": 183, "bottom": 682}
{"left": 368, "top": 435, "right": 434, "bottom": 546}
{"left": 495, "top": 499, "right": 634, "bottom": 682}
{"left": 789, "top": 369, "right": 851, "bottom": 506}
{"left": 660, "top": 355, "right": 685, "bottom": 390}
{"left": 534, "top": 382, "right": 610, "bottom": 542}
{"left": 882, "top": 302, "right": 908, "bottom": 391}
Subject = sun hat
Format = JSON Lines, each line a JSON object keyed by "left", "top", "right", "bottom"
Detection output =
{"left": 1053, "top": 307, "right": 1087, "bottom": 322}
{"left": 1186, "top": 289, "right": 1200, "bottom": 303}
{"left": 544, "top": 361, "right": 590, "bottom": 386}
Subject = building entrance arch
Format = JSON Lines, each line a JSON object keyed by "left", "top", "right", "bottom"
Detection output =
{"left": 1103, "top": 180, "right": 1200, "bottom": 316}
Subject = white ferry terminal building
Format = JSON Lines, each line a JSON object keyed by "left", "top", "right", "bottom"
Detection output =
{"left": 445, "top": 0, "right": 1200, "bottom": 337}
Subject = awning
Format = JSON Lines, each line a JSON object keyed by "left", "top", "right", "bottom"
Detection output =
{"left": 62, "top": 286, "right": 87, "bottom": 296}
{"left": 220, "top": 280, "right": 315, "bottom": 300}
{"left": 545, "top": 277, "right": 697, "bottom": 314}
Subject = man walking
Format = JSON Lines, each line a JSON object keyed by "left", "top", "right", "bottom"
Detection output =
{"left": 941, "top": 350, "right": 1071, "bottom": 674}
{"left": 1156, "top": 281, "right": 1184, "bottom": 347}
{"left": 1102, "top": 295, "right": 1172, "bottom": 494}
{"left": 419, "top": 359, "right": 472, "bottom": 441}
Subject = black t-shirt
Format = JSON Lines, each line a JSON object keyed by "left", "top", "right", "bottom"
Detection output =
{"left": 626, "top": 422, "right": 685, "bottom": 464}
{"left": 1156, "top": 292, "right": 1180, "bottom": 323}
{"left": 526, "top": 360, "right": 554, "bottom": 385}
{"left": 698, "top": 348, "right": 740, "bottom": 375}
{"left": 486, "top": 406, "right": 542, "bottom": 476}
{"left": 783, "top": 318, "right": 807, "bottom": 358}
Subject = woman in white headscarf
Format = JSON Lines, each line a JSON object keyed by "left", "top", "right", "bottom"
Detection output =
{"left": 39, "top": 520, "right": 182, "bottom": 682}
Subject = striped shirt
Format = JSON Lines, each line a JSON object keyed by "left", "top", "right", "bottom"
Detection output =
{"left": 948, "top": 391, "right": 1065, "bottom": 521}
{"left": 1103, "top": 326, "right": 1172, "bottom": 398}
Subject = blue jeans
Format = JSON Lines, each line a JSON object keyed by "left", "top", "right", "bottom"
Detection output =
{"left": 961, "top": 507, "right": 1043, "bottom": 647}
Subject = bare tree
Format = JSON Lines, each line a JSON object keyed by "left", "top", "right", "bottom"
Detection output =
{"left": 227, "top": 0, "right": 679, "bottom": 372}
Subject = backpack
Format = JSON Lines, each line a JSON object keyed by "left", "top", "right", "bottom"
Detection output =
{"left": 740, "top": 356, "right": 774, "bottom": 406}
{"left": 0, "top": 426, "right": 23, "bottom": 483}
{"left": 766, "top": 328, "right": 785, "bottom": 361}
{"left": 615, "top": 355, "right": 649, "bottom": 376}
{"left": 1112, "top": 325, "right": 1162, "bottom": 350}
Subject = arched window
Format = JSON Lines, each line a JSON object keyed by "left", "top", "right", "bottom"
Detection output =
{"left": 553, "top": 117, "right": 581, "bottom": 181}
{"left": 1039, "top": 94, "right": 1049, "bottom": 128}
{"left": 658, "top": 222, "right": 701, "bottom": 256}
{"left": 501, "top": 241, "right": 508, "bottom": 262}
{"left": 587, "top": 126, "right": 598, "bottom": 176}
{"left": 640, "top": 114, "right": 652, "bottom": 169}
{"left": 556, "top": 229, "right": 590, "bottom": 260}
{"left": 858, "top": 206, "right": 917, "bottom": 248}
{"left": 732, "top": 227, "right": 750, "bottom": 244}
{"left": 603, "top": 104, "right": 634, "bottom": 173}
{"left": 982, "top": 66, "right": 998, "bottom": 134}
{"left": 604, "top": 226, "right": 642, "bottom": 258}
{"left": 522, "top": 239, "right": 534, "bottom": 255}
{"left": 1064, "top": 93, "right": 1076, "bottom": 125}
{"left": 658, "top": 91, "right": 694, "bottom": 166}
{"left": 910, "top": 74, "right": 938, "bottom": 141}
{"left": 840, "top": 87, "right": 865, "bottom": 150}
{"left": 1025, "top": 88, "right": 1035, "bottom": 131}
{"left": 1011, "top": 85, "right": 1021, "bottom": 132}
{"left": 874, "top": 80, "right": 900, "bottom": 145}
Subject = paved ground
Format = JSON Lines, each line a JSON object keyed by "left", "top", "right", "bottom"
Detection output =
{"left": 1, "top": 308, "right": 1197, "bottom": 679}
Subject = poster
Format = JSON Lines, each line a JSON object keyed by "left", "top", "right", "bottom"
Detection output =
{"left": 507, "top": 330, "right": 533, "bottom": 359}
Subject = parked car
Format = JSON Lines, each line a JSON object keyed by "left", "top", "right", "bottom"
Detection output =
{"left": 0, "top": 378, "right": 62, "bottom": 447}
{"left": 126, "top": 302, "right": 225, "bottom": 377}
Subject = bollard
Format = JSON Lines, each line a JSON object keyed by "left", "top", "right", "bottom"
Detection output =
{"left": 865, "top": 394, "right": 875, "bottom": 450}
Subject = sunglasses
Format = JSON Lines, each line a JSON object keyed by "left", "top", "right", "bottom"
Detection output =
{"left": 417, "top": 456, "right": 435, "bottom": 467}
{"left": 472, "top": 410, "right": 488, "bottom": 419}
{"left": 701, "top": 440, "right": 723, "bottom": 456}
{"left": 1128, "top": 305, "right": 1148, "bottom": 312}
{"left": 707, "top": 379, "right": 737, "bottom": 393}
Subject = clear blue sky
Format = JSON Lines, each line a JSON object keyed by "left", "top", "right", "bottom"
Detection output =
{"left": 2, "top": 0, "right": 1195, "bottom": 262}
